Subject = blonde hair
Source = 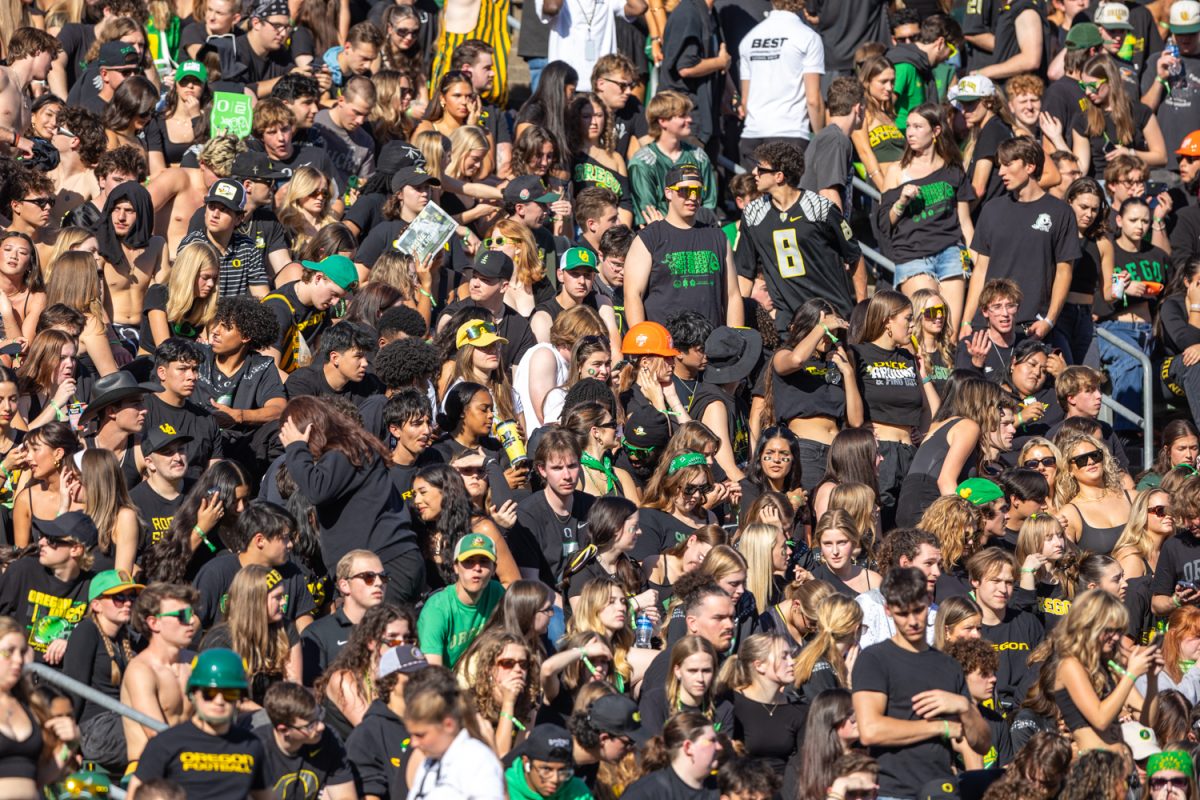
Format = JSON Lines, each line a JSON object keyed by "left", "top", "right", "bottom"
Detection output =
{"left": 278, "top": 166, "right": 337, "bottom": 256}
{"left": 717, "top": 632, "right": 789, "bottom": 693}
{"left": 45, "top": 251, "right": 104, "bottom": 321}
{"left": 1055, "top": 432, "right": 1124, "bottom": 508}
{"left": 446, "top": 125, "right": 491, "bottom": 180}
{"left": 368, "top": 250, "right": 420, "bottom": 303}
{"left": 197, "top": 134, "right": 245, "bottom": 176}
{"left": 793, "top": 594, "right": 863, "bottom": 689}
{"left": 910, "top": 288, "right": 955, "bottom": 371}
{"left": 919, "top": 495, "right": 984, "bottom": 571}
{"left": 568, "top": 579, "right": 633, "bottom": 683}
{"left": 813, "top": 509, "right": 866, "bottom": 564}
{"left": 490, "top": 218, "right": 544, "bottom": 286}
{"left": 223, "top": 564, "right": 290, "bottom": 684}
{"left": 1032, "top": 589, "right": 1128, "bottom": 699}
{"left": 165, "top": 242, "right": 220, "bottom": 330}
{"left": 80, "top": 449, "right": 137, "bottom": 557}
{"left": 415, "top": 130, "right": 447, "bottom": 180}
{"left": 549, "top": 306, "right": 606, "bottom": 351}
{"left": 829, "top": 482, "right": 878, "bottom": 563}
{"left": 934, "top": 595, "right": 982, "bottom": 650}
{"left": 1111, "top": 488, "right": 1170, "bottom": 568}
{"left": 45, "top": 228, "right": 94, "bottom": 283}
{"left": 1016, "top": 514, "right": 1077, "bottom": 597}
{"left": 738, "top": 523, "right": 782, "bottom": 616}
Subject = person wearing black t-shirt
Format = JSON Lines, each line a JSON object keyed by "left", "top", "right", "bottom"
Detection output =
{"left": 1150, "top": 479, "right": 1200, "bottom": 615}
{"left": 345, "top": 644, "right": 429, "bottom": 800}
{"left": 130, "top": 427, "right": 190, "bottom": 549}
{"left": 968, "top": 549, "right": 1044, "bottom": 711}
{"left": 194, "top": 501, "right": 316, "bottom": 631}
{"left": 625, "top": 163, "right": 743, "bottom": 331}
{"left": 436, "top": 251, "right": 538, "bottom": 373}
{"left": 957, "top": 279, "right": 1026, "bottom": 382}
{"left": 851, "top": 567, "right": 990, "bottom": 800}
{"left": 1071, "top": 55, "right": 1165, "bottom": 180}
{"left": 229, "top": 1, "right": 319, "bottom": 98}
{"left": 734, "top": 142, "right": 863, "bottom": 335}
{"left": 385, "top": 388, "right": 440, "bottom": 500}
{"left": 80, "top": 371, "right": 156, "bottom": 491}
{"left": 262, "top": 254, "right": 356, "bottom": 376}
{"left": 355, "top": 166, "right": 443, "bottom": 268}
{"left": 129, "top": 648, "right": 272, "bottom": 800}
{"left": 964, "top": 138, "right": 1080, "bottom": 356}
{"left": 143, "top": 338, "right": 223, "bottom": 482}
{"left": 285, "top": 321, "right": 384, "bottom": 403}
{"left": 255, "top": 683, "right": 355, "bottom": 800}
{"left": 195, "top": 297, "right": 287, "bottom": 473}
{"left": 693, "top": 327, "right": 759, "bottom": 486}
{"left": 620, "top": 711, "right": 721, "bottom": 800}
{"left": 509, "top": 430, "right": 596, "bottom": 586}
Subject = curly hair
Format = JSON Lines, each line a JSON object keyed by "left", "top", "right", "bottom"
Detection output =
{"left": 918, "top": 494, "right": 983, "bottom": 571}
{"left": 945, "top": 636, "right": 999, "bottom": 678}
{"left": 212, "top": 296, "right": 280, "bottom": 352}
{"left": 457, "top": 629, "right": 539, "bottom": 726}
{"left": 314, "top": 603, "right": 411, "bottom": 705}
{"left": 1059, "top": 749, "right": 1127, "bottom": 800}
{"left": 57, "top": 106, "right": 106, "bottom": 166}
{"left": 141, "top": 461, "right": 249, "bottom": 583}
{"left": 1054, "top": 431, "right": 1124, "bottom": 508}
{"left": 375, "top": 338, "right": 441, "bottom": 390}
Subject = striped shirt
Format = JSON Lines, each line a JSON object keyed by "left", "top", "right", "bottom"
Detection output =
{"left": 179, "top": 229, "right": 268, "bottom": 297}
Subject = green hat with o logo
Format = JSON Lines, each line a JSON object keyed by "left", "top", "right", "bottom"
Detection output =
{"left": 454, "top": 532, "right": 496, "bottom": 562}
{"left": 956, "top": 477, "right": 1004, "bottom": 506}
{"left": 560, "top": 246, "right": 598, "bottom": 272}
{"left": 300, "top": 254, "right": 359, "bottom": 290}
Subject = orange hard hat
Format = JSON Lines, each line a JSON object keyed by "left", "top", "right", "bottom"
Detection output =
{"left": 622, "top": 321, "right": 679, "bottom": 357}
{"left": 1178, "top": 130, "right": 1200, "bottom": 157}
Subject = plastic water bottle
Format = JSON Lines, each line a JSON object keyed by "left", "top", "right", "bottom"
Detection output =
{"left": 1168, "top": 41, "right": 1182, "bottom": 78}
{"left": 635, "top": 614, "right": 654, "bottom": 648}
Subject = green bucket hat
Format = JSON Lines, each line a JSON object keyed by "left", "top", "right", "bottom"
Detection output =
{"left": 956, "top": 477, "right": 1004, "bottom": 506}
{"left": 301, "top": 254, "right": 358, "bottom": 290}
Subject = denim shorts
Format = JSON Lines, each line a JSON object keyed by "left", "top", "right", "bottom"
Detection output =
{"left": 894, "top": 244, "right": 965, "bottom": 284}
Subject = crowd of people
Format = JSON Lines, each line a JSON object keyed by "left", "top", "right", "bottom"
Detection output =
{"left": 6, "top": 0, "right": 1200, "bottom": 798}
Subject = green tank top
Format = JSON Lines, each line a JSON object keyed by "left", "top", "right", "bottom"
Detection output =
{"left": 869, "top": 122, "right": 906, "bottom": 163}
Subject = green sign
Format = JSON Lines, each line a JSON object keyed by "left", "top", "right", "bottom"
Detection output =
{"left": 210, "top": 91, "right": 253, "bottom": 139}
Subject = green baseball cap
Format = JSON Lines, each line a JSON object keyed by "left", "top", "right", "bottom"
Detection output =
{"left": 560, "top": 246, "right": 598, "bottom": 272}
{"left": 87, "top": 569, "right": 144, "bottom": 604}
{"left": 454, "top": 532, "right": 496, "bottom": 562}
{"left": 175, "top": 60, "right": 209, "bottom": 84}
{"left": 956, "top": 478, "right": 1005, "bottom": 506}
{"left": 1065, "top": 22, "right": 1104, "bottom": 51}
{"left": 301, "top": 254, "right": 358, "bottom": 290}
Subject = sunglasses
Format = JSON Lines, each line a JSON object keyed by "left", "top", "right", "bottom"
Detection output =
{"left": 199, "top": 688, "right": 242, "bottom": 703}
{"left": 683, "top": 482, "right": 713, "bottom": 498}
{"left": 483, "top": 236, "right": 512, "bottom": 248}
{"left": 752, "top": 163, "right": 778, "bottom": 175}
{"left": 454, "top": 465, "right": 486, "bottom": 478}
{"left": 668, "top": 185, "right": 702, "bottom": 200}
{"left": 392, "top": 25, "right": 420, "bottom": 36}
{"left": 1150, "top": 505, "right": 1172, "bottom": 518}
{"left": 351, "top": 570, "right": 390, "bottom": 586}
{"left": 980, "top": 503, "right": 1011, "bottom": 520}
{"left": 594, "top": 419, "right": 619, "bottom": 429}
{"left": 922, "top": 305, "right": 947, "bottom": 320}
{"left": 157, "top": 606, "right": 195, "bottom": 624}
{"left": 384, "top": 633, "right": 415, "bottom": 646}
{"left": 600, "top": 76, "right": 635, "bottom": 91}
{"left": 1150, "top": 777, "right": 1190, "bottom": 790}
{"left": 105, "top": 592, "right": 139, "bottom": 604}
{"left": 496, "top": 657, "right": 528, "bottom": 670}
{"left": 1078, "top": 78, "right": 1108, "bottom": 93}
{"left": 1022, "top": 456, "right": 1057, "bottom": 469}
{"left": 21, "top": 197, "right": 53, "bottom": 209}
{"left": 461, "top": 320, "right": 499, "bottom": 341}
{"left": 895, "top": 35, "right": 916, "bottom": 43}
{"left": 285, "top": 706, "right": 325, "bottom": 732}
{"left": 1070, "top": 449, "right": 1104, "bottom": 468}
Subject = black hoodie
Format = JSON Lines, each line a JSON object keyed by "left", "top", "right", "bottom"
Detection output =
{"left": 887, "top": 42, "right": 935, "bottom": 88}
{"left": 344, "top": 699, "right": 414, "bottom": 800}
{"left": 91, "top": 181, "right": 154, "bottom": 271}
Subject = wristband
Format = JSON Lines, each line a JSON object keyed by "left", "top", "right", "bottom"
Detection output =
{"left": 1015, "top": 411, "right": 1023, "bottom": 425}
{"left": 417, "top": 287, "right": 437, "bottom": 307}
{"left": 941, "top": 720, "right": 951, "bottom": 740}
{"left": 1021, "top": 567, "right": 1038, "bottom": 573}
{"left": 1174, "top": 594, "right": 1183, "bottom": 608}
{"left": 578, "top": 648, "right": 598, "bottom": 676}
{"left": 193, "top": 525, "right": 217, "bottom": 552}
{"left": 1189, "top": 304, "right": 1200, "bottom": 311}
{"left": 500, "top": 711, "right": 527, "bottom": 731}
{"left": 1108, "top": 659, "right": 1130, "bottom": 678}
{"left": 821, "top": 324, "right": 839, "bottom": 344}
{"left": 1158, "top": 76, "right": 1172, "bottom": 95}
{"left": 922, "top": 376, "right": 933, "bottom": 384}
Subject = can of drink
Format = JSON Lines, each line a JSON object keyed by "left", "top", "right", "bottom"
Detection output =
{"left": 495, "top": 419, "right": 529, "bottom": 466}
{"left": 1112, "top": 273, "right": 1126, "bottom": 301}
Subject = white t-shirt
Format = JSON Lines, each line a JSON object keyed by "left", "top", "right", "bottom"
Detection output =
{"left": 537, "top": 0, "right": 629, "bottom": 91}
{"left": 406, "top": 729, "right": 505, "bottom": 800}
{"left": 513, "top": 342, "right": 570, "bottom": 434}
{"left": 739, "top": 10, "right": 826, "bottom": 139}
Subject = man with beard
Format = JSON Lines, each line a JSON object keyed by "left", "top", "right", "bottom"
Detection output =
{"left": 92, "top": 182, "right": 169, "bottom": 352}
{"left": 148, "top": 135, "right": 244, "bottom": 258}
{"left": 128, "top": 648, "right": 272, "bottom": 800}
{"left": 613, "top": 403, "right": 670, "bottom": 487}
{"left": 0, "top": 28, "right": 59, "bottom": 153}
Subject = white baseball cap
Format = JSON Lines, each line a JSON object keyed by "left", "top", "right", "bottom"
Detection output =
{"left": 948, "top": 74, "right": 997, "bottom": 102}
{"left": 1171, "top": 0, "right": 1200, "bottom": 34}
{"left": 1095, "top": 2, "right": 1134, "bottom": 30}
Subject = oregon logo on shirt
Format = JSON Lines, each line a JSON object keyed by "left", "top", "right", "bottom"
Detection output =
{"left": 179, "top": 752, "right": 255, "bottom": 773}
{"left": 273, "top": 769, "right": 320, "bottom": 799}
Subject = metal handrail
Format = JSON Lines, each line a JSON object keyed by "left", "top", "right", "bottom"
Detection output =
{"left": 1092, "top": 327, "right": 1154, "bottom": 470}
{"left": 25, "top": 661, "right": 169, "bottom": 734}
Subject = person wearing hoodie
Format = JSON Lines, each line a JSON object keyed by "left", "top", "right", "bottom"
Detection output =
{"left": 888, "top": 13, "right": 960, "bottom": 131}
{"left": 344, "top": 644, "right": 428, "bottom": 800}
{"left": 506, "top": 724, "right": 593, "bottom": 800}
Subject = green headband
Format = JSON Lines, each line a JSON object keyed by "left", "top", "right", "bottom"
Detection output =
{"left": 1148, "top": 751, "right": 1194, "bottom": 778}
{"left": 668, "top": 452, "right": 708, "bottom": 475}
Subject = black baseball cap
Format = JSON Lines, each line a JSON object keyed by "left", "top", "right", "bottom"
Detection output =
{"left": 205, "top": 179, "right": 247, "bottom": 213}
{"left": 98, "top": 42, "right": 140, "bottom": 69}
{"left": 503, "top": 175, "right": 559, "bottom": 205}
{"left": 42, "top": 511, "right": 99, "bottom": 549}
{"left": 664, "top": 163, "right": 703, "bottom": 186}
{"left": 231, "top": 151, "right": 288, "bottom": 181}
{"left": 469, "top": 250, "right": 514, "bottom": 281}
{"left": 377, "top": 141, "right": 426, "bottom": 174}
{"left": 512, "top": 724, "right": 575, "bottom": 763}
{"left": 586, "top": 695, "right": 650, "bottom": 743}
{"left": 622, "top": 406, "right": 671, "bottom": 451}
{"left": 390, "top": 166, "right": 440, "bottom": 193}
{"left": 142, "top": 423, "right": 193, "bottom": 457}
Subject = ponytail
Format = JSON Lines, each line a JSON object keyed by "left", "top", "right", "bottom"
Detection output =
{"left": 638, "top": 711, "right": 712, "bottom": 773}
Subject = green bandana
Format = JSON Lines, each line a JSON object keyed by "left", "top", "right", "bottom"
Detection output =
{"left": 581, "top": 452, "right": 617, "bottom": 495}
{"left": 668, "top": 452, "right": 707, "bottom": 475}
{"left": 1148, "top": 751, "right": 1195, "bottom": 778}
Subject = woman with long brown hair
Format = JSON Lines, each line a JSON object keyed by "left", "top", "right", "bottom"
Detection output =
{"left": 438, "top": 326, "right": 519, "bottom": 427}
{"left": 43, "top": 251, "right": 122, "bottom": 377}
{"left": 1071, "top": 54, "right": 1167, "bottom": 178}
{"left": 15, "top": 329, "right": 80, "bottom": 429}
{"left": 0, "top": 231, "right": 46, "bottom": 347}
{"left": 280, "top": 395, "right": 423, "bottom": 603}
{"left": 200, "top": 564, "right": 301, "bottom": 707}
{"left": 852, "top": 55, "right": 902, "bottom": 192}
{"left": 78, "top": 449, "right": 140, "bottom": 574}
{"left": 811, "top": 510, "right": 882, "bottom": 597}
{"left": 568, "top": 578, "right": 657, "bottom": 696}
{"left": 636, "top": 453, "right": 719, "bottom": 562}
{"left": 638, "top": 634, "right": 732, "bottom": 733}
{"left": 11, "top": 421, "right": 82, "bottom": 548}
{"left": 455, "top": 629, "right": 539, "bottom": 757}
{"left": 646, "top": 526, "right": 729, "bottom": 616}
{"left": 919, "top": 494, "right": 985, "bottom": 601}
{"left": 414, "top": 71, "right": 494, "bottom": 172}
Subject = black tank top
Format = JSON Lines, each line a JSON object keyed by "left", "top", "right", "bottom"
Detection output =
{"left": 896, "top": 419, "right": 973, "bottom": 525}
{"left": 85, "top": 434, "right": 142, "bottom": 490}
{"left": 770, "top": 359, "right": 846, "bottom": 422}
{"left": 0, "top": 701, "right": 42, "bottom": 780}
{"left": 638, "top": 220, "right": 728, "bottom": 326}
{"left": 1070, "top": 238, "right": 1101, "bottom": 296}
{"left": 1071, "top": 501, "right": 1126, "bottom": 555}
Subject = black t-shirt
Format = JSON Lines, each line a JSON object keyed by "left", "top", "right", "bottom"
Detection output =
{"left": 850, "top": 640, "right": 972, "bottom": 799}
{"left": 299, "top": 608, "right": 355, "bottom": 685}
{"left": 0, "top": 558, "right": 91, "bottom": 659}
{"left": 1071, "top": 237, "right": 1102, "bottom": 296}
{"left": 343, "top": 192, "right": 387, "bottom": 239}
{"left": 769, "top": 358, "right": 847, "bottom": 422}
{"left": 881, "top": 166, "right": 976, "bottom": 262}
{"left": 730, "top": 691, "right": 808, "bottom": 777}
{"left": 967, "top": 117, "right": 1014, "bottom": 208}
{"left": 139, "top": 284, "right": 203, "bottom": 351}
{"left": 195, "top": 350, "right": 286, "bottom": 415}
{"left": 797, "top": 125, "right": 855, "bottom": 211}
{"left": 659, "top": 0, "right": 721, "bottom": 144}
{"left": 265, "top": 142, "right": 343, "bottom": 197}
{"left": 193, "top": 551, "right": 316, "bottom": 629}
{"left": 134, "top": 720, "right": 268, "bottom": 800}
{"left": 622, "top": 767, "right": 718, "bottom": 800}
{"left": 510, "top": 490, "right": 596, "bottom": 584}
{"left": 228, "top": 33, "right": 296, "bottom": 90}
{"left": 143, "top": 395, "right": 224, "bottom": 482}
{"left": 1150, "top": 528, "right": 1200, "bottom": 597}
{"left": 993, "top": 0, "right": 1054, "bottom": 79}
{"left": 954, "top": 334, "right": 1023, "bottom": 383}
{"left": 638, "top": 220, "right": 729, "bottom": 326}
{"left": 981, "top": 607, "right": 1044, "bottom": 709}
{"left": 263, "top": 281, "right": 330, "bottom": 372}
{"left": 62, "top": 616, "right": 128, "bottom": 723}
{"left": 961, "top": 0, "right": 999, "bottom": 70}
{"left": 971, "top": 191, "right": 1081, "bottom": 324}
{"left": 1072, "top": 101, "right": 1153, "bottom": 179}
{"left": 130, "top": 481, "right": 185, "bottom": 548}
{"left": 633, "top": 507, "right": 699, "bottom": 562}
{"left": 440, "top": 300, "right": 539, "bottom": 372}
{"left": 852, "top": 342, "right": 922, "bottom": 427}
{"left": 1141, "top": 52, "right": 1200, "bottom": 170}
{"left": 734, "top": 191, "right": 860, "bottom": 333}
{"left": 57, "top": 22, "right": 96, "bottom": 91}
{"left": 613, "top": 97, "right": 649, "bottom": 158}
{"left": 1095, "top": 241, "right": 1168, "bottom": 319}
{"left": 1042, "top": 76, "right": 1088, "bottom": 137}
{"left": 572, "top": 154, "right": 634, "bottom": 214}
{"left": 253, "top": 724, "right": 354, "bottom": 797}
{"left": 284, "top": 363, "right": 384, "bottom": 402}
{"left": 344, "top": 700, "right": 415, "bottom": 800}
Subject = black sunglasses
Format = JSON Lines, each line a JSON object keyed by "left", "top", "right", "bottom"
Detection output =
{"left": 1022, "top": 456, "right": 1056, "bottom": 469}
{"left": 1070, "top": 449, "right": 1104, "bottom": 468}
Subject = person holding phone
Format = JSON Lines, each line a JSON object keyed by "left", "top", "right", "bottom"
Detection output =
{"left": 1151, "top": 477, "right": 1200, "bottom": 615}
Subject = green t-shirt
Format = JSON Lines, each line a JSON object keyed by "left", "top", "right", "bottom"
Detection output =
{"left": 505, "top": 757, "right": 593, "bottom": 800}
{"left": 892, "top": 62, "right": 927, "bottom": 132}
{"left": 417, "top": 580, "right": 505, "bottom": 666}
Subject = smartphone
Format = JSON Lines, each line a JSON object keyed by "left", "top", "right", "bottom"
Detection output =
{"left": 1146, "top": 180, "right": 1169, "bottom": 197}
{"left": 207, "top": 488, "right": 221, "bottom": 499}
{"left": 1178, "top": 579, "right": 1197, "bottom": 591}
